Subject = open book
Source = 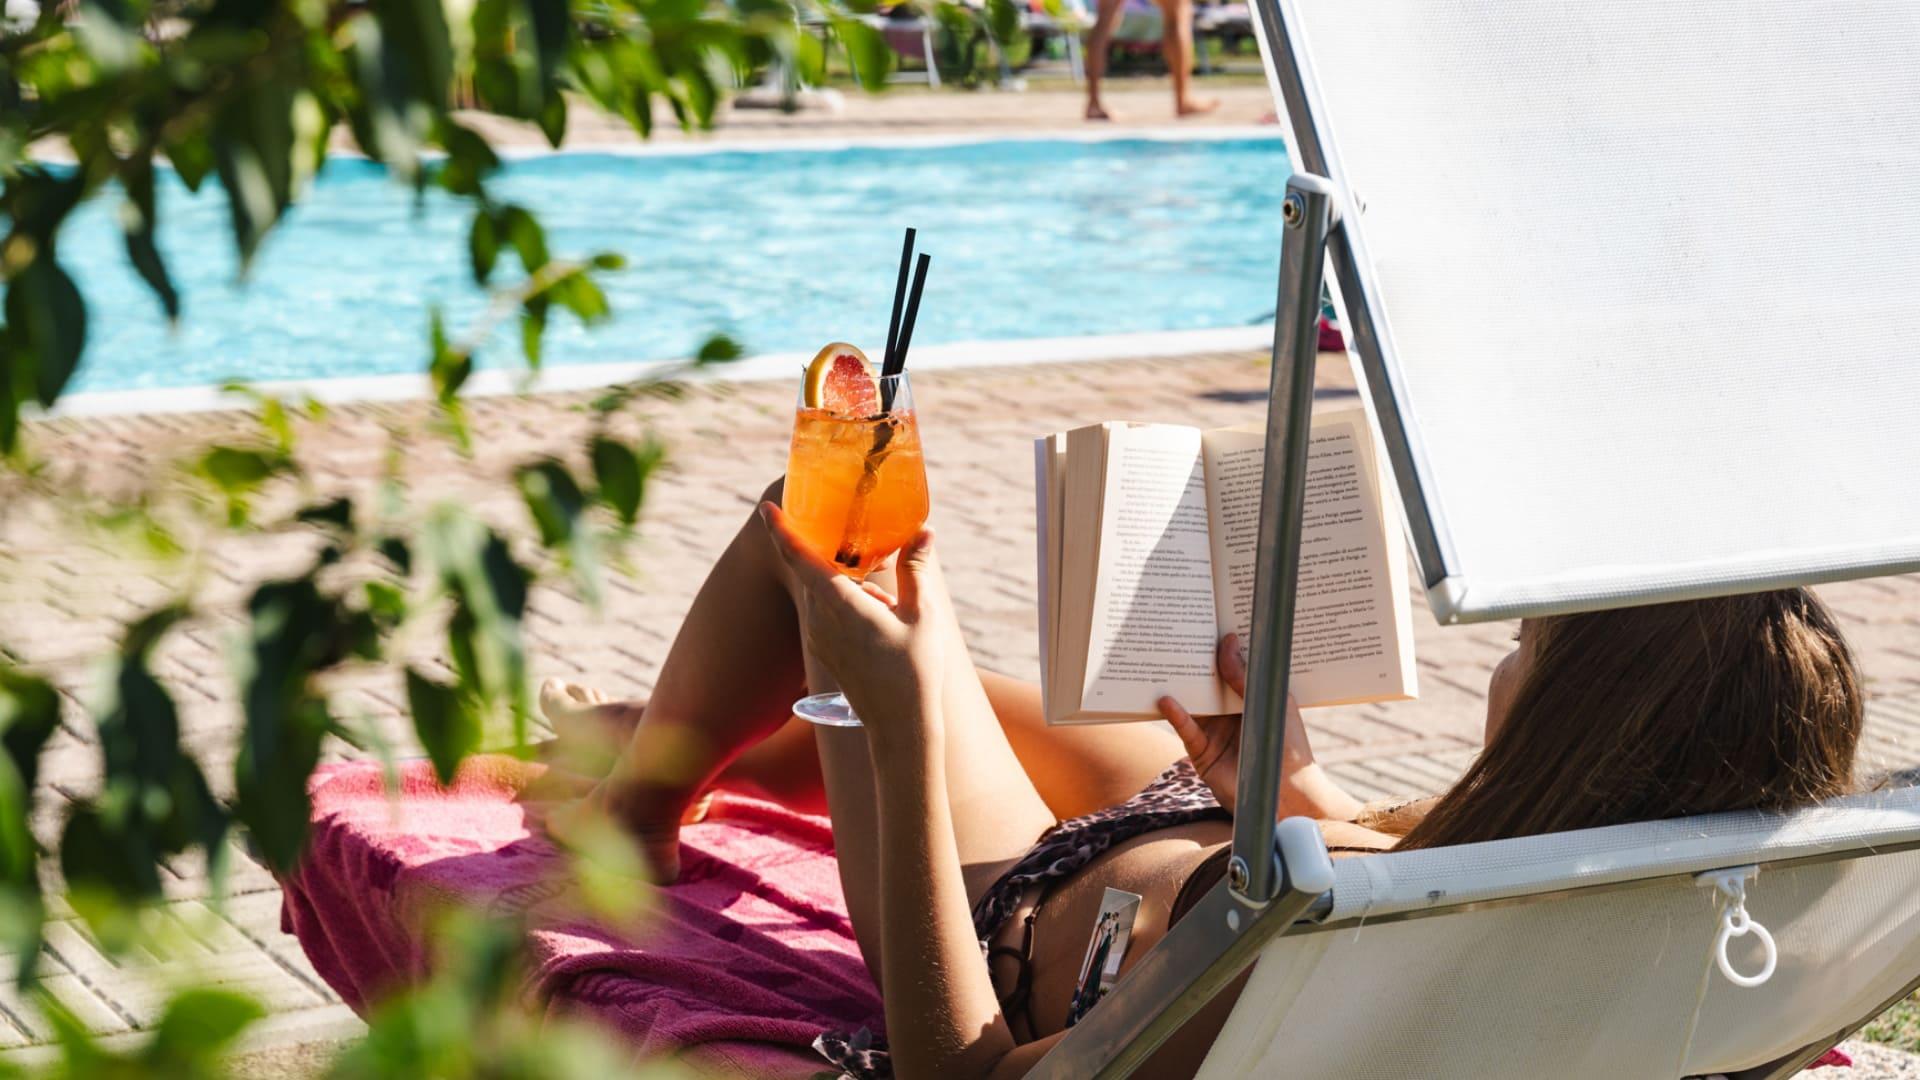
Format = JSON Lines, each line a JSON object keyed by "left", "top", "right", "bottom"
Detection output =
{"left": 1035, "top": 406, "right": 1417, "bottom": 725}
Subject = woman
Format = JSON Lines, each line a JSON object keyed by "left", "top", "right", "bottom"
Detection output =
{"left": 545, "top": 482, "right": 1863, "bottom": 1078}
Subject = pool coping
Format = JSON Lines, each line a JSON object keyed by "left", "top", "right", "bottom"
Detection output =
{"left": 482, "top": 123, "right": 1284, "bottom": 158}
{"left": 45, "top": 325, "right": 1276, "bottom": 418}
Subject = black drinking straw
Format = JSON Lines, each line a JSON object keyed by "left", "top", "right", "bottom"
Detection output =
{"left": 881, "top": 252, "right": 931, "bottom": 412}
{"left": 884, "top": 228, "right": 916, "bottom": 374}
{"left": 892, "top": 253, "right": 931, "bottom": 375}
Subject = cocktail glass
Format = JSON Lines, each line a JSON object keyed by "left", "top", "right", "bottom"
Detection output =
{"left": 786, "top": 371, "right": 929, "bottom": 727}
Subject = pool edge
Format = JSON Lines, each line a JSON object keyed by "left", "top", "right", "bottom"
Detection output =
{"left": 44, "top": 325, "right": 1276, "bottom": 418}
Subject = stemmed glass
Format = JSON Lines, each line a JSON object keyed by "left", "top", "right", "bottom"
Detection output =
{"left": 784, "top": 371, "right": 930, "bottom": 727}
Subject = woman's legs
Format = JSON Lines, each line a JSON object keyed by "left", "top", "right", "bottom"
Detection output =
{"left": 548, "top": 634, "right": 1184, "bottom": 835}
{"left": 1083, "top": 0, "right": 1125, "bottom": 120}
{"left": 572, "top": 479, "right": 1068, "bottom": 899}
{"left": 1154, "top": 0, "right": 1216, "bottom": 116}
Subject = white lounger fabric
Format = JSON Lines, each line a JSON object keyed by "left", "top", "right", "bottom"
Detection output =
{"left": 1197, "top": 786, "right": 1920, "bottom": 1078}
{"left": 1265, "top": 0, "right": 1920, "bottom": 623}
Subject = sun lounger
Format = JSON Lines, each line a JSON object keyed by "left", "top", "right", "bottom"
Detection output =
{"left": 1028, "top": 2, "right": 1920, "bottom": 1077}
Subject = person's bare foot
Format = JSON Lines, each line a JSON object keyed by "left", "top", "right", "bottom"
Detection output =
{"left": 539, "top": 678, "right": 711, "bottom": 883}
{"left": 1086, "top": 100, "right": 1113, "bottom": 121}
{"left": 540, "top": 678, "right": 643, "bottom": 745}
{"left": 1176, "top": 96, "right": 1221, "bottom": 118}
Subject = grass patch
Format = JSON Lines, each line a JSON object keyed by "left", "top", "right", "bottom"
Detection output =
{"left": 1861, "top": 991, "right": 1920, "bottom": 1053}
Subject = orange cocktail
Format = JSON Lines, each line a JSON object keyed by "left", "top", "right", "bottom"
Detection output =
{"left": 785, "top": 350, "right": 931, "bottom": 728}
{"left": 784, "top": 398, "right": 929, "bottom": 580}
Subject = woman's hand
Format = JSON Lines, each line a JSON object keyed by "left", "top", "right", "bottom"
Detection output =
{"left": 1158, "top": 633, "right": 1355, "bottom": 821}
{"left": 759, "top": 502, "right": 946, "bottom": 755}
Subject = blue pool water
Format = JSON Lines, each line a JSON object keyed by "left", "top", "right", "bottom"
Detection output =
{"left": 60, "top": 135, "right": 1290, "bottom": 394}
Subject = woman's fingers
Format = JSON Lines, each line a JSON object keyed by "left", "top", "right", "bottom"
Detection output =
{"left": 1158, "top": 695, "right": 1208, "bottom": 759}
{"left": 891, "top": 528, "right": 938, "bottom": 621}
{"left": 1218, "top": 633, "right": 1248, "bottom": 696}
{"left": 758, "top": 502, "right": 881, "bottom": 614}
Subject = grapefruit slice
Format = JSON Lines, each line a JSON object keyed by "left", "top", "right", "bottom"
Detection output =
{"left": 803, "top": 342, "right": 879, "bottom": 415}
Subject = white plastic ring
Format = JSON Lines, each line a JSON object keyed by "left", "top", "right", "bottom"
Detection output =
{"left": 1714, "top": 910, "right": 1777, "bottom": 988}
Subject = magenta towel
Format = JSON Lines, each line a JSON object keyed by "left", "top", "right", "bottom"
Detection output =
{"left": 280, "top": 756, "right": 883, "bottom": 1078}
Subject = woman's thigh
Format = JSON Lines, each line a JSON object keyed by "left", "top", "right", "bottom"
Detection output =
{"left": 980, "top": 670, "right": 1185, "bottom": 820}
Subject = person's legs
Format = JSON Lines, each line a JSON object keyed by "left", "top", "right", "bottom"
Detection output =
{"left": 547, "top": 665, "right": 1185, "bottom": 833}
{"left": 568, "top": 479, "right": 814, "bottom": 881}
{"left": 1084, "top": 0, "right": 1125, "bottom": 120}
{"left": 566, "top": 478, "right": 1059, "bottom": 897}
{"left": 1156, "top": 0, "right": 1217, "bottom": 116}
{"left": 978, "top": 670, "right": 1184, "bottom": 820}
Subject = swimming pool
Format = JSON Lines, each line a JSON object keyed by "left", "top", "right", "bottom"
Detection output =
{"left": 60, "top": 132, "right": 1291, "bottom": 395}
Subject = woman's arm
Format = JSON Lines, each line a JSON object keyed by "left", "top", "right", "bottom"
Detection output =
{"left": 759, "top": 507, "right": 1027, "bottom": 1077}
{"left": 870, "top": 722, "right": 1023, "bottom": 1076}
{"left": 1157, "top": 634, "right": 1365, "bottom": 823}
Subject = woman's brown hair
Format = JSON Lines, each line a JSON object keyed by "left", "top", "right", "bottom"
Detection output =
{"left": 1396, "top": 588, "right": 1863, "bottom": 851}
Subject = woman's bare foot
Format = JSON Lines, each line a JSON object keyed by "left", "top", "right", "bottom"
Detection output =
{"left": 1086, "top": 100, "right": 1113, "bottom": 121}
{"left": 539, "top": 678, "right": 711, "bottom": 882}
{"left": 1176, "top": 96, "right": 1220, "bottom": 118}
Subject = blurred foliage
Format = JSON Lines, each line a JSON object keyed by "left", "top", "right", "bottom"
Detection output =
{"left": 0, "top": 0, "right": 1021, "bottom": 1066}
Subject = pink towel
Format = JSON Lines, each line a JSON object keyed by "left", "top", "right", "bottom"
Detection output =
{"left": 280, "top": 756, "right": 883, "bottom": 1078}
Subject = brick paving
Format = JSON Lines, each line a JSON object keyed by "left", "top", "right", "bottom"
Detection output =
{"left": 3, "top": 349, "right": 1919, "bottom": 1069}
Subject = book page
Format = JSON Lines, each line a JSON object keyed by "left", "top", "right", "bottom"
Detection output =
{"left": 1201, "top": 408, "right": 1416, "bottom": 707}
{"left": 1079, "top": 424, "right": 1226, "bottom": 716}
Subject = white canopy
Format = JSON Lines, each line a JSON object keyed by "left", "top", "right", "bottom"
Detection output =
{"left": 1262, "top": 0, "right": 1920, "bottom": 623}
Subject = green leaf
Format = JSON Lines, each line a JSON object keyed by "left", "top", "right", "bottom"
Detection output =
{"left": 537, "top": 92, "right": 567, "bottom": 147}
{"left": 0, "top": 668, "right": 59, "bottom": 811}
{"left": 428, "top": 309, "right": 472, "bottom": 403}
{"left": 526, "top": 0, "right": 571, "bottom": 90}
{"left": 421, "top": 510, "right": 531, "bottom": 738}
{"left": 212, "top": 79, "right": 299, "bottom": 269}
{"left": 63, "top": 606, "right": 231, "bottom": 916}
{"left": 194, "top": 444, "right": 289, "bottom": 525}
{"left": 498, "top": 205, "right": 548, "bottom": 272}
{"left": 440, "top": 122, "right": 501, "bottom": 199}
{"left": 4, "top": 256, "right": 88, "bottom": 407}
{"left": 0, "top": 667, "right": 57, "bottom": 983}
{"left": 197, "top": 446, "right": 283, "bottom": 491}
{"left": 588, "top": 252, "right": 626, "bottom": 271}
{"left": 143, "top": 988, "right": 267, "bottom": 1068}
{"left": 831, "top": 17, "right": 894, "bottom": 91}
{"left": 515, "top": 459, "right": 585, "bottom": 547}
{"left": 60, "top": 807, "right": 161, "bottom": 911}
{"left": 378, "top": 536, "right": 413, "bottom": 576}
{"left": 469, "top": 209, "right": 500, "bottom": 285}
{"left": 986, "top": 0, "right": 1019, "bottom": 44}
{"left": 121, "top": 162, "right": 180, "bottom": 322}
{"left": 520, "top": 301, "right": 546, "bottom": 369}
{"left": 794, "top": 29, "right": 826, "bottom": 84}
{"left": 550, "top": 271, "right": 609, "bottom": 325}
{"left": 363, "top": 580, "right": 408, "bottom": 628}
{"left": 588, "top": 437, "right": 643, "bottom": 526}
{"left": 695, "top": 333, "right": 743, "bottom": 365}
{"left": 406, "top": 669, "right": 478, "bottom": 785}
{"left": 295, "top": 497, "right": 354, "bottom": 531}
{"left": 233, "top": 578, "right": 336, "bottom": 870}
{"left": 162, "top": 131, "right": 214, "bottom": 191}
